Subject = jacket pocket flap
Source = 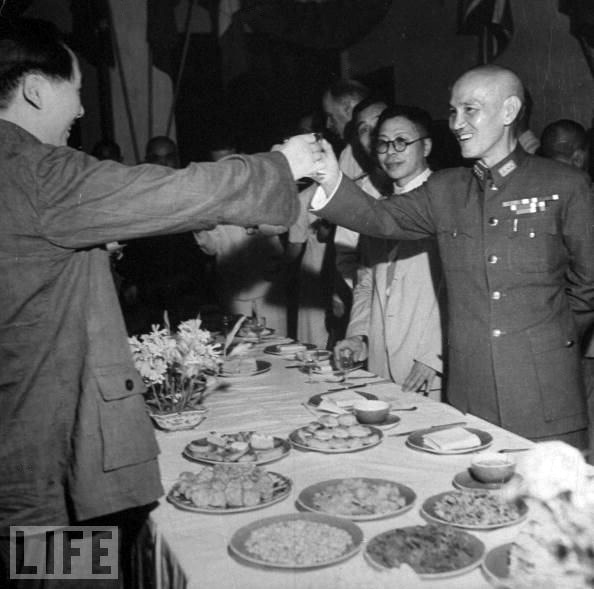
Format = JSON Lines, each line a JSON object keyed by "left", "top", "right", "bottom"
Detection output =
{"left": 95, "top": 365, "right": 145, "bottom": 401}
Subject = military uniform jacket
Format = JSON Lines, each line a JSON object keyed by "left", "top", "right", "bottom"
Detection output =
{"left": 0, "top": 120, "right": 298, "bottom": 531}
{"left": 317, "top": 147, "right": 594, "bottom": 438}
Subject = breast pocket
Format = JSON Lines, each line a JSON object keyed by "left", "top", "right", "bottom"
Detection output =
{"left": 507, "top": 214, "right": 564, "bottom": 273}
{"left": 436, "top": 222, "right": 476, "bottom": 272}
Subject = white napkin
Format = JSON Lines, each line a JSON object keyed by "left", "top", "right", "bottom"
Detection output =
{"left": 422, "top": 427, "right": 481, "bottom": 451}
{"left": 277, "top": 343, "right": 306, "bottom": 354}
{"left": 317, "top": 399, "right": 349, "bottom": 414}
{"left": 322, "top": 390, "right": 369, "bottom": 409}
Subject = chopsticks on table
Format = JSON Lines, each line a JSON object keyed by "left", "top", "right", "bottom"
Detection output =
{"left": 388, "top": 421, "right": 467, "bottom": 437}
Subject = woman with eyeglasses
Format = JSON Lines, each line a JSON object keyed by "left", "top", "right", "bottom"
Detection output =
{"left": 334, "top": 105, "right": 445, "bottom": 398}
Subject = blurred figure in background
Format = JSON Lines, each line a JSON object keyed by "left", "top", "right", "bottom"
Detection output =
{"left": 91, "top": 138, "right": 123, "bottom": 162}
{"left": 540, "top": 119, "right": 590, "bottom": 171}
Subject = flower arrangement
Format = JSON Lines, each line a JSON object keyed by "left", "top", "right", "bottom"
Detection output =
{"left": 128, "top": 317, "right": 223, "bottom": 414}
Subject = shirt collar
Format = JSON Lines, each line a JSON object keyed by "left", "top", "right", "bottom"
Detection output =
{"left": 393, "top": 168, "right": 432, "bottom": 194}
{"left": 472, "top": 145, "right": 528, "bottom": 190}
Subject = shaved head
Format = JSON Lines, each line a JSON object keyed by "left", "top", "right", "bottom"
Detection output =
{"left": 449, "top": 65, "right": 524, "bottom": 166}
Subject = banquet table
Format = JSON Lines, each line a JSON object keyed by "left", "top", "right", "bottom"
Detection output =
{"left": 147, "top": 341, "right": 537, "bottom": 589}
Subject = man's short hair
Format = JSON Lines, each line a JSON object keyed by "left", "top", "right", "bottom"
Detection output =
{"left": 541, "top": 119, "right": 588, "bottom": 159}
{"left": 325, "top": 79, "right": 369, "bottom": 105}
{"left": 0, "top": 18, "right": 73, "bottom": 109}
{"left": 373, "top": 104, "right": 433, "bottom": 146}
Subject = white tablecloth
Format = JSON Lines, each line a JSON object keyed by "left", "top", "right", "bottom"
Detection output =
{"left": 148, "top": 347, "right": 534, "bottom": 589}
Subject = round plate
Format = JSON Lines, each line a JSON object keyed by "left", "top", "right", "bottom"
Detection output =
{"left": 420, "top": 491, "right": 528, "bottom": 530}
{"left": 229, "top": 512, "right": 363, "bottom": 570}
{"left": 406, "top": 427, "right": 493, "bottom": 455}
{"left": 220, "top": 359, "right": 271, "bottom": 378}
{"left": 453, "top": 470, "right": 523, "bottom": 492}
{"left": 482, "top": 543, "right": 512, "bottom": 588}
{"left": 357, "top": 413, "right": 400, "bottom": 429}
{"left": 289, "top": 425, "right": 383, "bottom": 454}
{"left": 296, "top": 477, "right": 416, "bottom": 521}
{"left": 263, "top": 343, "right": 316, "bottom": 357}
{"left": 182, "top": 434, "right": 290, "bottom": 466}
{"left": 167, "top": 471, "right": 292, "bottom": 514}
{"left": 364, "top": 525, "right": 485, "bottom": 579}
{"left": 308, "top": 391, "right": 378, "bottom": 407}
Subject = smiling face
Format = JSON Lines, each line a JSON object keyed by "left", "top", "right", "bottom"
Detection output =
{"left": 43, "top": 50, "right": 84, "bottom": 146}
{"left": 448, "top": 68, "right": 522, "bottom": 167}
{"left": 376, "top": 116, "right": 430, "bottom": 188}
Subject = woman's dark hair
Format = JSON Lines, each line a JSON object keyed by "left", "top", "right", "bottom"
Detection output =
{"left": 371, "top": 104, "right": 433, "bottom": 155}
{"left": 0, "top": 18, "right": 73, "bottom": 108}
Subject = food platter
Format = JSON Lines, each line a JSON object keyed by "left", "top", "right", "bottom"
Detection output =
{"left": 289, "top": 415, "right": 383, "bottom": 453}
{"left": 364, "top": 524, "right": 485, "bottom": 579}
{"left": 482, "top": 543, "right": 512, "bottom": 588}
{"left": 220, "top": 360, "right": 271, "bottom": 378}
{"left": 229, "top": 512, "right": 363, "bottom": 570}
{"left": 453, "top": 470, "right": 523, "bottom": 492}
{"left": 183, "top": 431, "right": 290, "bottom": 466}
{"left": 421, "top": 490, "right": 528, "bottom": 530}
{"left": 296, "top": 477, "right": 416, "bottom": 521}
{"left": 167, "top": 468, "right": 291, "bottom": 514}
{"left": 263, "top": 343, "right": 316, "bottom": 357}
{"left": 406, "top": 427, "right": 493, "bottom": 455}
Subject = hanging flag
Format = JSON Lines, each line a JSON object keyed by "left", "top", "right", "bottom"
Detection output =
{"left": 458, "top": 0, "right": 513, "bottom": 62}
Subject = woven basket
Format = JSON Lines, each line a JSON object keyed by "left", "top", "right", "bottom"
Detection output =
{"left": 149, "top": 408, "right": 208, "bottom": 432}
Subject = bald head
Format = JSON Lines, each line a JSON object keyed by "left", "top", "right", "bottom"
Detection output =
{"left": 145, "top": 136, "right": 179, "bottom": 168}
{"left": 541, "top": 119, "right": 588, "bottom": 170}
{"left": 449, "top": 65, "right": 525, "bottom": 166}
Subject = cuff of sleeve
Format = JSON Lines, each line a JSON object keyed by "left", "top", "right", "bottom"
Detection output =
{"left": 309, "top": 172, "right": 343, "bottom": 210}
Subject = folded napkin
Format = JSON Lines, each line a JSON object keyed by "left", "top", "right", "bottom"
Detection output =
{"left": 278, "top": 343, "right": 307, "bottom": 354}
{"left": 422, "top": 427, "right": 481, "bottom": 451}
{"left": 317, "top": 399, "right": 349, "bottom": 414}
{"left": 322, "top": 390, "right": 369, "bottom": 408}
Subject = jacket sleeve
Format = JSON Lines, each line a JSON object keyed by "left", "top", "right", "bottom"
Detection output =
{"left": 346, "top": 260, "right": 372, "bottom": 339}
{"left": 36, "top": 149, "right": 298, "bottom": 248}
{"left": 314, "top": 174, "right": 435, "bottom": 240}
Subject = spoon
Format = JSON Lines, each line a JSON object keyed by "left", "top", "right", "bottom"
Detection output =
{"left": 390, "top": 406, "right": 418, "bottom": 412}
{"left": 498, "top": 448, "right": 531, "bottom": 453}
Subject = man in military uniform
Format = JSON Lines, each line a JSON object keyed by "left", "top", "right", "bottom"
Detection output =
{"left": 310, "top": 65, "right": 594, "bottom": 451}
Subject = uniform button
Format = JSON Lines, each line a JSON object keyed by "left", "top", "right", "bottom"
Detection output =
{"left": 491, "top": 291, "right": 501, "bottom": 300}
{"left": 488, "top": 217, "right": 498, "bottom": 226}
{"left": 492, "top": 329, "right": 503, "bottom": 337}
{"left": 529, "top": 231, "right": 536, "bottom": 238}
{"left": 125, "top": 379, "right": 134, "bottom": 391}
{"left": 565, "top": 339, "right": 575, "bottom": 347}
{"left": 488, "top": 254, "right": 498, "bottom": 264}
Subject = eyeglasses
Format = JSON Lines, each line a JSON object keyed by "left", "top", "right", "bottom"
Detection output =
{"left": 376, "top": 136, "right": 428, "bottom": 154}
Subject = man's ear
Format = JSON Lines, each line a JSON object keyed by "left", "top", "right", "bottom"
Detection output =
{"left": 502, "top": 95, "right": 522, "bottom": 126}
{"left": 571, "top": 149, "right": 587, "bottom": 170}
{"left": 423, "top": 137, "right": 433, "bottom": 158}
{"left": 21, "top": 74, "right": 46, "bottom": 110}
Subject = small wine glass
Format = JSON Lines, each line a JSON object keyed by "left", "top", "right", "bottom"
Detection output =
{"left": 252, "top": 316, "right": 267, "bottom": 344}
{"left": 299, "top": 351, "right": 318, "bottom": 384}
{"left": 338, "top": 347, "right": 354, "bottom": 384}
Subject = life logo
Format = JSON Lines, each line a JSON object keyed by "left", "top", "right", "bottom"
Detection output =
{"left": 10, "top": 526, "right": 118, "bottom": 580}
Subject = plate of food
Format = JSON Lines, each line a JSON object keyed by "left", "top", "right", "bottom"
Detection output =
{"left": 482, "top": 543, "right": 512, "bottom": 588}
{"left": 289, "top": 414, "right": 383, "bottom": 453}
{"left": 183, "top": 431, "right": 290, "bottom": 465}
{"left": 237, "top": 327, "right": 276, "bottom": 342}
{"left": 406, "top": 426, "right": 493, "bottom": 455}
{"left": 220, "top": 359, "right": 271, "bottom": 378}
{"left": 167, "top": 463, "right": 292, "bottom": 514}
{"left": 263, "top": 342, "right": 316, "bottom": 358}
{"left": 420, "top": 490, "right": 528, "bottom": 530}
{"left": 229, "top": 512, "right": 363, "bottom": 570}
{"left": 296, "top": 477, "right": 416, "bottom": 521}
{"left": 364, "top": 524, "right": 485, "bottom": 579}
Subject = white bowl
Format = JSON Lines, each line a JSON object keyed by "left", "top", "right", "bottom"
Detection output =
{"left": 352, "top": 400, "right": 390, "bottom": 424}
{"left": 470, "top": 452, "right": 516, "bottom": 483}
